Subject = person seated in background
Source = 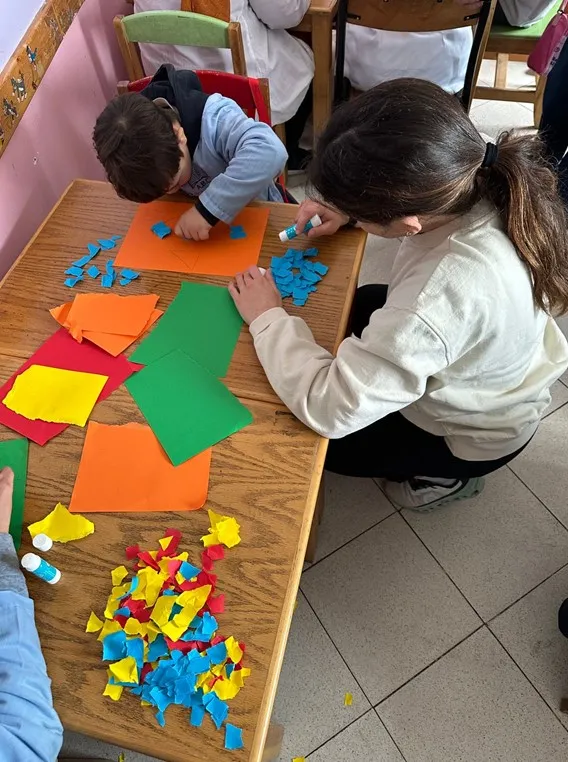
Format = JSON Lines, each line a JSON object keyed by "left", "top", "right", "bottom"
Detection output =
{"left": 93, "top": 64, "right": 288, "bottom": 241}
{"left": 133, "top": 0, "right": 314, "bottom": 169}
{"left": 0, "top": 467, "right": 64, "bottom": 761}
{"left": 494, "top": 0, "right": 558, "bottom": 27}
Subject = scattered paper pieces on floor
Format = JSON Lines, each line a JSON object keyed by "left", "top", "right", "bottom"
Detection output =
{"left": 125, "top": 350, "right": 253, "bottom": 466}
{"left": 28, "top": 502, "right": 94, "bottom": 542}
{"left": 344, "top": 692, "right": 353, "bottom": 706}
{"left": 69, "top": 421, "right": 211, "bottom": 513}
{"left": 3, "top": 365, "right": 108, "bottom": 426}
{"left": 0, "top": 437, "right": 28, "bottom": 550}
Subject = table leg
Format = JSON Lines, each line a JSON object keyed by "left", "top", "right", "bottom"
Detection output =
{"left": 262, "top": 723, "right": 285, "bottom": 762}
{"left": 305, "top": 476, "right": 325, "bottom": 563}
{"left": 311, "top": 13, "right": 333, "bottom": 146}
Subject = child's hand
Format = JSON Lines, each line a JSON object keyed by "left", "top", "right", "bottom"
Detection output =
{"left": 295, "top": 200, "right": 349, "bottom": 239}
{"left": 229, "top": 267, "right": 282, "bottom": 325}
{"left": 175, "top": 207, "right": 212, "bottom": 241}
{"left": 0, "top": 467, "right": 14, "bottom": 534}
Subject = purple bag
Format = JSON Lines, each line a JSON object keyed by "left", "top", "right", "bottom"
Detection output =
{"left": 528, "top": 1, "right": 568, "bottom": 75}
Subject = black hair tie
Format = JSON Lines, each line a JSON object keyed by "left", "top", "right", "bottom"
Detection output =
{"left": 481, "top": 142, "right": 499, "bottom": 169}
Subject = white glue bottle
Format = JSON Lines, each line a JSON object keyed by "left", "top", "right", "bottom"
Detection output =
{"left": 32, "top": 533, "right": 53, "bottom": 552}
{"left": 279, "top": 214, "right": 322, "bottom": 242}
{"left": 21, "top": 553, "right": 61, "bottom": 584}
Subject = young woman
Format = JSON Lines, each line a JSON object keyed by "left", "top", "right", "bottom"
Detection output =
{"left": 229, "top": 79, "right": 568, "bottom": 511}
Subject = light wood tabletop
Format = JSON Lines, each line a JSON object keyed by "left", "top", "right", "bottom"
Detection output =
{"left": 0, "top": 179, "right": 365, "bottom": 761}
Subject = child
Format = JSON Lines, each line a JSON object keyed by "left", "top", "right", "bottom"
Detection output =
{"left": 93, "top": 64, "right": 288, "bottom": 241}
{"left": 0, "top": 467, "right": 64, "bottom": 761}
{"left": 228, "top": 79, "right": 568, "bottom": 511}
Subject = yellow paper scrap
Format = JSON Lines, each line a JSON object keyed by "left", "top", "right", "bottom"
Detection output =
{"left": 158, "top": 536, "right": 171, "bottom": 550}
{"left": 85, "top": 611, "right": 104, "bottom": 633}
{"left": 202, "top": 509, "right": 241, "bottom": 549}
{"left": 344, "top": 692, "right": 353, "bottom": 706}
{"left": 97, "top": 620, "right": 121, "bottom": 642}
{"left": 213, "top": 679, "right": 240, "bottom": 701}
{"left": 225, "top": 636, "right": 244, "bottom": 664}
{"left": 28, "top": 502, "right": 94, "bottom": 542}
{"left": 109, "top": 656, "right": 138, "bottom": 685}
{"left": 3, "top": 364, "right": 108, "bottom": 426}
{"left": 292, "top": 758, "right": 306, "bottom": 762}
{"left": 201, "top": 531, "right": 220, "bottom": 548}
{"left": 150, "top": 594, "right": 176, "bottom": 628}
{"left": 111, "top": 565, "right": 128, "bottom": 586}
{"left": 118, "top": 754, "right": 125, "bottom": 762}
{"left": 124, "top": 618, "right": 148, "bottom": 638}
{"left": 103, "top": 682, "right": 123, "bottom": 701}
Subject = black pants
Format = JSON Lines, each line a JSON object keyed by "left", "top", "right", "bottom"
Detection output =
{"left": 325, "top": 285, "right": 529, "bottom": 480}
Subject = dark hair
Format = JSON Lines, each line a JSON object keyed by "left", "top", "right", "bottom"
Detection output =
{"left": 310, "top": 79, "right": 568, "bottom": 316}
{"left": 93, "top": 93, "right": 182, "bottom": 203}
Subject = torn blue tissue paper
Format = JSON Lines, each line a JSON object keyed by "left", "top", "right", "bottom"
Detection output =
{"left": 225, "top": 724, "right": 244, "bottom": 751}
{"left": 206, "top": 694, "right": 229, "bottom": 730}
{"left": 206, "top": 641, "right": 227, "bottom": 665}
{"left": 101, "top": 275, "right": 113, "bottom": 288}
{"left": 179, "top": 561, "right": 200, "bottom": 580}
{"left": 271, "top": 247, "right": 327, "bottom": 306}
{"left": 225, "top": 663, "right": 235, "bottom": 678}
{"left": 151, "top": 221, "right": 172, "bottom": 239}
{"left": 87, "top": 265, "right": 100, "bottom": 278}
{"left": 119, "top": 268, "right": 140, "bottom": 281}
{"left": 98, "top": 238, "right": 117, "bottom": 250}
{"left": 72, "top": 255, "right": 92, "bottom": 268}
{"left": 64, "top": 275, "right": 83, "bottom": 288}
{"left": 110, "top": 235, "right": 122, "bottom": 242}
{"left": 147, "top": 635, "right": 169, "bottom": 662}
{"left": 113, "top": 606, "right": 130, "bottom": 617}
{"left": 190, "top": 704, "right": 206, "bottom": 727}
{"left": 229, "top": 225, "right": 246, "bottom": 239}
{"left": 102, "top": 630, "right": 127, "bottom": 661}
{"left": 313, "top": 261, "right": 329, "bottom": 275}
{"left": 87, "top": 243, "right": 100, "bottom": 258}
{"left": 126, "top": 637, "right": 145, "bottom": 669}
{"left": 65, "top": 265, "right": 84, "bottom": 277}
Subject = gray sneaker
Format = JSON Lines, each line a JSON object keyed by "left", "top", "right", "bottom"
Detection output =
{"left": 385, "top": 476, "right": 485, "bottom": 511}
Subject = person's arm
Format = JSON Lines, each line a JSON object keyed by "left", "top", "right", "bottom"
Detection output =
{"left": 198, "top": 97, "right": 288, "bottom": 225}
{"left": 248, "top": 0, "right": 310, "bottom": 30}
{"left": 0, "top": 470, "right": 63, "bottom": 762}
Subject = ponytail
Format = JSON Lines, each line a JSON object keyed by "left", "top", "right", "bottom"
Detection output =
{"left": 478, "top": 131, "right": 568, "bottom": 315}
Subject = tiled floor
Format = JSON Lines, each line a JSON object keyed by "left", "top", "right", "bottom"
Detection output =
{"left": 61, "top": 65, "right": 568, "bottom": 762}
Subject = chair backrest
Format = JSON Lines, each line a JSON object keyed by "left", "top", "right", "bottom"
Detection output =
{"left": 114, "top": 10, "right": 246, "bottom": 82}
{"left": 180, "top": 0, "right": 229, "bottom": 21}
{"left": 344, "top": 0, "right": 490, "bottom": 32}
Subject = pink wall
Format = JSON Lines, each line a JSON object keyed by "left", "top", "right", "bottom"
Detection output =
{"left": 0, "top": 0, "right": 131, "bottom": 276}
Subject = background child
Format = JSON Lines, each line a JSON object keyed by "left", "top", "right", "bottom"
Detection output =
{"left": 229, "top": 79, "right": 568, "bottom": 511}
{"left": 93, "top": 64, "right": 288, "bottom": 241}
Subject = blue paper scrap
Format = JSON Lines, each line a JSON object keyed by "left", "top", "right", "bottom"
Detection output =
{"left": 207, "top": 641, "right": 227, "bottom": 665}
{"left": 98, "top": 238, "right": 117, "bottom": 250}
{"left": 120, "top": 268, "right": 140, "bottom": 281}
{"left": 65, "top": 265, "right": 84, "bottom": 277}
{"left": 72, "top": 255, "right": 92, "bottom": 268}
{"left": 190, "top": 703, "right": 206, "bottom": 727}
{"left": 64, "top": 275, "right": 83, "bottom": 288}
{"left": 179, "top": 561, "right": 200, "bottom": 580}
{"left": 151, "top": 221, "right": 172, "bottom": 239}
{"left": 102, "top": 630, "right": 127, "bottom": 661}
{"left": 229, "top": 225, "right": 246, "bottom": 239}
{"left": 101, "top": 275, "right": 113, "bottom": 288}
{"left": 225, "top": 724, "right": 244, "bottom": 751}
{"left": 271, "top": 247, "right": 327, "bottom": 306}
{"left": 87, "top": 243, "right": 100, "bottom": 257}
{"left": 87, "top": 265, "right": 100, "bottom": 278}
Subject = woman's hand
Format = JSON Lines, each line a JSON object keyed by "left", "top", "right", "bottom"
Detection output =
{"left": 294, "top": 200, "right": 349, "bottom": 240}
{"left": 229, "top": 267, "right": 282, "bottom": 325}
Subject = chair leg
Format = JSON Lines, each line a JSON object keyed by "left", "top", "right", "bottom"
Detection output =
{"left": 494, "top": 53, "right": 509, "bottom": 89}
{"left": 305, "top": 476, "right": 325, "bottom": 563}
{"left": 534, "top": 73, "right": 547, "bottom": 128}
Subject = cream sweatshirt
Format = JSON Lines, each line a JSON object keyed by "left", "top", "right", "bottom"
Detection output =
{"left": 249, "top": 203, "right": 568, "bottom": 461}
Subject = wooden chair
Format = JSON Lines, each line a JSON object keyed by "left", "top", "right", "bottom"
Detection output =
{"left": 113, "top": 10, "right": 247, "bottom": 83}
{"left": 334, "top": 0, "right": 497, "bottom": 112}
{"left": 474, "top": 2, "right": 560, "bottom": 127}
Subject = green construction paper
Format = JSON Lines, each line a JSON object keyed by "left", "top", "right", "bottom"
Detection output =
{"left": 130, "top": 282, "right": 243, "bottom": 378}
{"left": 0, "top": 438, "right": 29, "bottom": 549}
{"left": 125, "top": 349, "right": 253, "bottom": 466}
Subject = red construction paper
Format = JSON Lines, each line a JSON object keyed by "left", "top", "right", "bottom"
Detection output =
{"left": 0, "top": 330, "right": 141, "bottom": 445}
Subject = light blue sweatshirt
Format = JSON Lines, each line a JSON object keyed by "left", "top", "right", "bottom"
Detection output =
{"left": 183, "top": 93, "right": 288, "bottom": 224}
{"left": 0, "top": 534, "right": 63, "bottom": 761}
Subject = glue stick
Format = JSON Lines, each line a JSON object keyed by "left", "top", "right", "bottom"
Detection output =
{"left": 21, "top": 553, "right": 61, "bottom": 584}
{"left": 32, "top": 533, "right": 53, "bottom": 552}
{"left": 279, "top": 214, "right": 322, "bottom": 242}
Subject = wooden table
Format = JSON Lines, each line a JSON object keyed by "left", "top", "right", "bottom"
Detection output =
{"left": 0, "top": 179, "right": 365, "bottom": 761}
{"left": 293, "top": 0, "right": 339, "bottom": 145}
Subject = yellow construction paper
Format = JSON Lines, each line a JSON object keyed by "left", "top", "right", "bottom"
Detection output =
{"left": 111, "top": 565, "right": 128, "bottom": 586}
{"left": 344, "top": 693, "right": 353, "bottom": 706}
{"left": 158, "top": 537, "right": 171, "bottom": 550}
{"left": 213, "top": 679, "right": 240, "bottom": 701}
{"left": 28, "top": 502, "right": 94, "bottom": 542}
{"left": 3, "top": 365, "right": 108, "bottom": 426}
{"left": 225, "top": 636, "right": 243, "bottom": 664}
{"left": 97, "top": 620, "right": 121, "bottom": 642}
{"left": 103, "top": 682, "right": 123, "bottom": 701}
{"left": 109, "top": 656, "right": 138, "bottom": 685}
{"left": 201, "top": 531, "right": 220, "bottom": 548}
{"left": 293, "top": 758, "right": 306, "bottom": 762}
{"left": 202, "top": 509, "right": 241, "bottom": 549}
{"left": 150, "top": 595, "right": 176, "bottom": 628}
{"left": 124, "top": 618, "right": 148, "bottom": 638}
{"left": 85, "top": 611, "right": 104, "bottom": 633}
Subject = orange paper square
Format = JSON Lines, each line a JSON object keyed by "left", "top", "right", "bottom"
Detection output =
{"left": 69, "top": 421, "right": 211, "bottom": 512}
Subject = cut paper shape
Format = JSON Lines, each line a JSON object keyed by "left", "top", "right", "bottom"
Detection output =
{"left": 72, "top": 255, "right": 92, "bottom": 267}
{"left": 64, "top": 275, "right": 83, "bottom": 288}
{"left": 344, "top": 692, "right": 353, "bottom": 706}
{"left": 98, "top": 238, "right": 117, "bottom": 250}
{"left": 130, "top": 282, "right": 242, "bottom": 377}
{"left": 151, "top": 221, "right": 172, "bottom": 239}
{"left": 65, "top": 265, "right": 84, "bottom": 277}
{"left": 292, "top": 758, "right": 306, "bottom": 762}
{"left": 101, "top": 274, "right": 113, "bottom": 288}
{"left": 115, "top": 200, "right": 269, "bottom": 277}
{"left": 0, "top": 329, "right": 141, "bottom": 445}
{"left": 224, "top": 724, "right": 244, "bottom": 750}
{"left": 69, "top": 422, "right": 211, "bottom": 513}
{"left": 87, "top": 243, "right": 100, "bottom": 257}
{"left": 202, "top": 509, "right": 241, "bottom": 550}
{"left": 109, "top": 656, "right": 138, "bottom": 684}
{"left": 126, "top": 349, "right": 253, "bottom": 466}
{"left": 271, "top": 247, "right": 328, "bottom": 306}
{"left": 87, "top": 265, "right": 100, "bottom": 278}
{"left": 86, "top": 612, "right": 104, "bottom": 633}
{"left": 0, "top": 438, "right": 28, "bottom": 550}
{"left": 229, "top": 225, "right": 246, "bottom": 240}
{"left": 111, "top": 565, "right": 129, "bottom": 586}
{"left": 28, "top": 502, "right": 94, "bottom": 542}
{"left": 120, "top": 268, "right": 140, "bottom": 281}
{"left": 3, "top": 365, "right": 108, "bottom": 426}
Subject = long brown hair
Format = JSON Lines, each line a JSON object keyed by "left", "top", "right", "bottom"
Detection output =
{"left": 310, "top": 79, "right": 568, "bottom": 316}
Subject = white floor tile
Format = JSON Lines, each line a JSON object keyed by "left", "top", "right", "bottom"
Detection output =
{"left": 510, "top": 404, "right": 568, "bottom": 528}
{"left": 547, "top": 380, "right": 568, "bottom": 418}
{"left": 378, "top": 628, "right": 568, "bottom": 762}
{"left": 403, "top": 468, "right": 568, "bottom": 621}
{"left": 273, "top": 593, "right": 370, "bottom": 761}
{"left": 470, "top": 98, "right": 535, "bottom": 138}
{"left": 312, "top": 473, "right": 394, "bottom": 563}
{"left": 307, "top": 711, "right": 404, "bottom": 762}
{"left": 490, "top": 565, "right": 568, "bottom": 729}
{"left": 61, "top": 730, "right": 163, "bottom": 761}
{"left": 301, "top": 513, "right": 480, "bottom": 705}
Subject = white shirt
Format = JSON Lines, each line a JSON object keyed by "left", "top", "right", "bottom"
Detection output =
{"left": 249, "top": 203, "right": 568, "bottom": 461}
{"left": 499, "top": 0, "right": 557, "bottom": 27}
{"left": 133, "top": 0, "right": 314, "bottom": 125}
{"left": 344, "top": 26, "right": 473, "bottom": 93}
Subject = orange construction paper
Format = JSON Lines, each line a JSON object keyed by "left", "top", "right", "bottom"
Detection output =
{"left": 69, "top": 421, "right": 211, "bottom": 513}
{"left": 66, "top": 293, "right": 160, "bottom": 336}
{"left": 114, "top": 200, "right": 270, "bottom": 277}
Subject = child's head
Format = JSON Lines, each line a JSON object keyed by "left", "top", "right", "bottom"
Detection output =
{"left": 310, "top": 79, "right": 568, "bottom": 315}
{"left": 93, "top": 93, "right": 192, "bottom": 202}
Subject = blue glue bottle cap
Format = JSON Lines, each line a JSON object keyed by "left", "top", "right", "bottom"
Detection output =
{"left": 279, "top": 214, "right": 322, "bottom": 242}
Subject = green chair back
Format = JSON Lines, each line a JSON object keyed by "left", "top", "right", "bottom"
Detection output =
{"left": 121, "top": 10, "right": 231, "bottom": 49}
